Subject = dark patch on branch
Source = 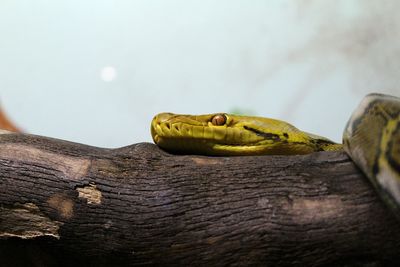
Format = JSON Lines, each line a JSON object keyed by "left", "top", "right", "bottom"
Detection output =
{"left": 0, "top": 132, "right": 399, "bottom": 266}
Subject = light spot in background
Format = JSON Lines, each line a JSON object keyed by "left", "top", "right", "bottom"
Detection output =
{"left": 100, "top": 66, "right": 117, "bottom": 82}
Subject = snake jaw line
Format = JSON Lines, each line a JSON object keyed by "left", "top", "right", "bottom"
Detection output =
{"left": 151, "top": 112, "right": 341, "bottom": 155}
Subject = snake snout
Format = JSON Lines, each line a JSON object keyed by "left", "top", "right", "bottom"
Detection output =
{"left": 153, "top": 113, "right": 174, "bottom": 123}
{"left": 152, "top": 113, "right": 174, "bottom": 130}
{"left": 152, "top": 113, "right": 173, "bottom": 143}
{"left": 151, "top": 113, "right": 187, "bottom": 144}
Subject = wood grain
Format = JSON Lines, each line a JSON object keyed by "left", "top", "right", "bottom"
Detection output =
{"left": 0, "top": 132, "right": 399, "bottom": 266}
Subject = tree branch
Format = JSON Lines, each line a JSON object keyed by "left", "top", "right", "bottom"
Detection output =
{"left": 0, "top": 132, "right": 399, "bottom": 266}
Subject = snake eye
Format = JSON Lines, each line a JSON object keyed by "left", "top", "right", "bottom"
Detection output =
{"left": 211, "top": 114, "right": 227, "bottom": 126}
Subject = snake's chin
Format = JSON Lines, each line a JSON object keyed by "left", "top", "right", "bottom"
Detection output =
{"left": 150, "top": 112, "right": 341, "bottom": 156}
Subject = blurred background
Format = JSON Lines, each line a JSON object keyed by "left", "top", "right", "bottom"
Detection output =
{"left": 0, "top": 0, "right": 399, "bottom": 148}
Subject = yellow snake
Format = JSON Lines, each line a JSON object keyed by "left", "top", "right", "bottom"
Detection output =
{"left": 151, "top": 93, "right": 400, "bottom": 217}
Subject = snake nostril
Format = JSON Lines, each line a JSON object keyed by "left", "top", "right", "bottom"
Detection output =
{"left": 174, "top": 125, "right": 179, "bottom": 131}
{"left": 165, "top": 123, "right": 171, "bottom": 130}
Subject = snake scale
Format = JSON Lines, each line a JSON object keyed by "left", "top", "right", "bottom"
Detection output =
{"left": 151, "top": 93, "right": 400, "bottom": 219}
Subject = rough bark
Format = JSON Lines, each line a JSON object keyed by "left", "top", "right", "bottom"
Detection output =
{"left": 0, "top": 132, "right": 399, "bottom": 266}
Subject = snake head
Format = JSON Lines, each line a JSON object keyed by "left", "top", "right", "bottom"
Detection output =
{"left": 151, "top": 112, "right": 324, "bottom": 155}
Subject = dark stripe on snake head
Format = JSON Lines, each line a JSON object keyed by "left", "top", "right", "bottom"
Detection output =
{"left": 243, "top": 126, "right": 281, "bottom": 141}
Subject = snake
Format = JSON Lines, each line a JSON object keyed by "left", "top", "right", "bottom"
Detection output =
{"left": 151, "top": 93, "right": 400, "bottom": 218}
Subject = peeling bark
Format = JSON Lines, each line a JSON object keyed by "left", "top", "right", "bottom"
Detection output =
{"left": 0, "top": 203, "right": 62, "bottom": 239}
{"left": 0, "top": 132, "right": 399, "bottom": 266}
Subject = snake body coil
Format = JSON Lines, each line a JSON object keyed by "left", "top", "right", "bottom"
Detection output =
{"left": 343, "top": 94, "right": 400, "bottom": 216}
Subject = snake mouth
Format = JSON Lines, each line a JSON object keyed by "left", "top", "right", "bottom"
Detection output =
{"left": 151, "top": 113, "right": 267, "bottom": 155}
{"left": 150, "top": 112, "right": 324, "bottom": 155}
{"left": 151, "top": 113, "right": 262, "bottom": 145}
{"left": 151, "top": 113, "right": 233, "bottom": 146}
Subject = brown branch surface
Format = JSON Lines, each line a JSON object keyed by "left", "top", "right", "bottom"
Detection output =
{"left": 0, "top": 132, "right": 399, "bottom": 266}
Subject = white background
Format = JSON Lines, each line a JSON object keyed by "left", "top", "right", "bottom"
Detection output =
{"left": 0, "top": 0, "right": 399, "bottom": 147}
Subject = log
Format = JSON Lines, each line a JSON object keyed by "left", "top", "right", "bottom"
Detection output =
{"left": 0, "top": 131, "right": 399, "bottom": 266}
